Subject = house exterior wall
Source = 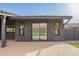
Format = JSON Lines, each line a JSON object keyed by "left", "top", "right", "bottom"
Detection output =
{"left": 48, "top": 20, "right": 64, "bottom": 41}
{"left": 15, "top": 19, "right": 64, "bottom": 41}
{"left": 64, "top": 28, "right": 74, "bottom": 40}
{"left": 64, "top": 27, "right": 79, "bottom": 40}
{"left": 15, "top": 20, "right": 31, "bottom": 41}
{"left": 75, "top": 28, "right": 79, "bottom": 40}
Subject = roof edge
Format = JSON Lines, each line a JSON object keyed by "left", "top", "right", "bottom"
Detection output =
{"left": 9, "top": 16, "right": 73, "bottom": 20}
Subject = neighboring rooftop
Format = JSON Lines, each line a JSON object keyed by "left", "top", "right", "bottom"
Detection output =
{"left": 65, "top": 23, "right": 79, "bottom": 28}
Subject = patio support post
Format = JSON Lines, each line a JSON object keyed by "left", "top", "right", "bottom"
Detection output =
{"left": 1, "top": 16, "right": 6, "bottom": 48}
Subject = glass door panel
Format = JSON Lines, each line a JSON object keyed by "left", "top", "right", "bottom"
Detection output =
{"left": 32, "top": 23, "right": 39, "bottom": 40}
{"left": 39, "top": 23, "right": 47, "bottom": 40}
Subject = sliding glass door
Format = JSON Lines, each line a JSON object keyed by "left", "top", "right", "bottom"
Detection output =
{"left": 32, "top": 23, "right": 47, "bottom": 40}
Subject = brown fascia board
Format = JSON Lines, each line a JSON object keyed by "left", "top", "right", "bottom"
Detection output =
{"left": 9, "top": 16, "right": 72, "bottom": 20}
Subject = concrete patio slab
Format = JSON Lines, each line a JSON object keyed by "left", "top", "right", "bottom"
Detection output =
{"left": 0, "top": 40, "right": 79, "bottom": 56}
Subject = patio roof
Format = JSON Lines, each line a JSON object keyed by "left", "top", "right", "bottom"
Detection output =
{"left": 0, "top": 10, "right": 17, "bottom": 16}
{"left": 9, "top": 16, "right": 72, "bottom": 20}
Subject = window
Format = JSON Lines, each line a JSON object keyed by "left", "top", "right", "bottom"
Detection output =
{"left": 19, "top": 22, "right": 25, "bottom": 36}
{"left": 54, "top": 22, "right": 60, "bottom": 36}
{"left": 6, "top": 24, "right": 15, "bottom": 32}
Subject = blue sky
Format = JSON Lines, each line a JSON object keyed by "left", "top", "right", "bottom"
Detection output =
{"left": 0, "top": 3, "right": 78, "bottom": 23}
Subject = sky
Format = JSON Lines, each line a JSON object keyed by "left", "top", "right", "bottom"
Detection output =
{"left": 0, "top": 3, "right": 79, "bottom": 23}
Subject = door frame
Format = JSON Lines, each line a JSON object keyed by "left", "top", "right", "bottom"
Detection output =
{"left": 31, "top": 22, "right": 48, "bottom": 41}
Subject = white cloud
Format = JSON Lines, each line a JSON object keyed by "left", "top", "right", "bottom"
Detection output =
{"left": 68, "top": 4, "right": 79, "bottom": 23}
{"left": 69, "top": 4, "right": 79, "bottom": 15}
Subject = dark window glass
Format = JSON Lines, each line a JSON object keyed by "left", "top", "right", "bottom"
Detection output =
{"left": 54, "top": 22, "right": 60, "bottom": 36}
{"left": 6, "top": 24, "right": 15, "bottom": 32}
{"left": 19, "top": 22, "right": 25, "bottom": 36}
